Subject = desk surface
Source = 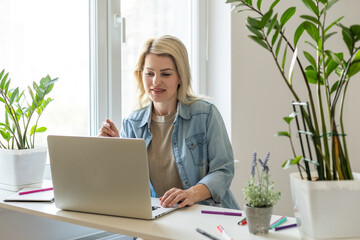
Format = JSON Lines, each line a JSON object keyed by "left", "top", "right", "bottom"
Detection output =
{"left": 0, "top": 188, "right": 300, "bottom": 240}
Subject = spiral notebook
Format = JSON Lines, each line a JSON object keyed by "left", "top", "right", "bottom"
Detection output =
{"left": 4, "top": 188, "right": 54, "bottom": 202}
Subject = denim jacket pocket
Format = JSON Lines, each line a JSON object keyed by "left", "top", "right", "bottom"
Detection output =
{"left": 186, "top": 133, "right": 208, "bottom": 166}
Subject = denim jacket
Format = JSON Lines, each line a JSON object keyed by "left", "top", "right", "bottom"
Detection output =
{"left": 120, "top": 99, "right": 240, "bottom": 209}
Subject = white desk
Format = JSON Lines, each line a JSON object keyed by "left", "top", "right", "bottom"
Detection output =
{"left": 0, "top": 189, "right": 301, "bottom": 240}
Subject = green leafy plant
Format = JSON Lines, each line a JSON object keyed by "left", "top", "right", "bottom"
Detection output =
{"left": 227, "top": 0, "right": 360, "bottom": 180}
{"left": 244, "top": 152, "right": 281, "bottom": 208}
{"left": 0, "top": 69, "right": 57, "bottom": 149}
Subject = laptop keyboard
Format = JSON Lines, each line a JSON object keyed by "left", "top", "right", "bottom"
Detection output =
{"left": 152, "top": 206, "right": 160, "bottom": 211}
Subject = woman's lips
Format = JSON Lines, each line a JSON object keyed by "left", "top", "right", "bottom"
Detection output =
{"left": 151, "top": 88, "right": 165, "bottom": 94}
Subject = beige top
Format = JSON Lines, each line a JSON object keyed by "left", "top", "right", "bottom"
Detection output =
{"left": 148, "top": 112, "right": 183, "bottom": 197}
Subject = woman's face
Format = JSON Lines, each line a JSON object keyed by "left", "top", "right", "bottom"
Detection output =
{"left": 142, "top": 54, "right": 180, "bottom": 113}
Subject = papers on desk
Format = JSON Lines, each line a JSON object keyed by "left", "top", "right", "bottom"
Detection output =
{"left": 3, "top": 188, "right": 54, "bottom": 202}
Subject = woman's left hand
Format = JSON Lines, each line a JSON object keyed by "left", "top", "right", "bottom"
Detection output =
{"left": 159, "top": 184, "right": 211, "bottom": 208}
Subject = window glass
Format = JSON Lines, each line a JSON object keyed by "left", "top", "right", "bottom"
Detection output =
{"left": 0, "top": 0, "right": 89, "bottom": 146}
{"left": 120, "top": 0, "right": 191, "bottom": 117}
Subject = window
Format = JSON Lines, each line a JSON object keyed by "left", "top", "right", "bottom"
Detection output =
{"left": 0, "top": 0, "right": 90, "bottom": 146}
{"left": 120, "top": 0, "right": 192, "bottom": 117}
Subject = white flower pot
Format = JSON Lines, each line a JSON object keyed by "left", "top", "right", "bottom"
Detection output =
{"left": 290, "top": 172, "right": 360, "bottom": 240}
{"left": 0, "top": 147, "right": 47, "bottom": 191}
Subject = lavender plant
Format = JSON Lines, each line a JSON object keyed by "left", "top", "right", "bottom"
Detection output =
{"left": 244, "top": 152, "right": 281, "bottom": 208}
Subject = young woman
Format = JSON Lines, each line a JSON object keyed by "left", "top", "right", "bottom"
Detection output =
{"left": 99, "top": 35, "right": 239, "bottom": 210}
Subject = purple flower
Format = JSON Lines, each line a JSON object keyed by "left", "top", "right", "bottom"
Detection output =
{"left": 251, "top": 152, "right": 257, "bottom": 177}
{"left": 258, "top": 152, "right": 270, "bottom": 173}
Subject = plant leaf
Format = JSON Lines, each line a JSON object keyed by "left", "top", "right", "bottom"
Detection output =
{"left": 257, "top": 0, "right": 262, "bottom": 10}
{"left": 271, "top": 24, "right": 281, "bottom": 45}
{"left": 305, "top": 69, "right": 323, "bottom": 84}
{"left": 4, "top": 79, "right": 11, "bottom": 95}
{"left": 301, "top": 0, "right": 319, "bottom": 17}
{"left": 327, "top": 0, "right": 339, "bottom": 11}
{"left": 294, "top": 22, "right": 305, "bottom": 46}
{"left": 249, "top": 35, "right": 269, "bottom": 50}
{"left": 330, "top": 80, "right": 339, "bottom": 95}
{"left": 282, "top": 45, "right": 288, "bottom": 70}
{"left": 325, "top": 50, "right": 343, "bottom": 66}
{"left": 269, "top": 0, "right": 280, "bottom": 11}
{"left": 9, "top": 87, "right": 19, "bottom": 106}
{"left": 246, "top": 25, "right": 264, "bottom": 38}
{"left": 348, "top": 62, "right": 360, "bottom": 78}
{"left": 267, "top": 14, "right": 278, "bottom": 36}
{"left": 247, "top": 16, "right": 262, "bottom": 30}
{"left": 0, "top": 71, "right": 8, "bottom": 89}
{"left": 282, "top": 156, "right": 303, "bottom": 169}
{"left": 303, "top": 21, "right": 320, "bottom": 42}
{"left": 303, "top": 51, "right": 317, "bottom": 69}
{"left": 275, "top": 131, "right": 290, "bottom": 137}
{"left": 275, "top": 35, "right": 283, "bottom": 57}
{"left": 35, "top": 127, "right": 47, "bottom": 133}
{"left": 339, "top": 23, "right": 353, "bottom": 54}
{"left": 325, "top": 16, "right": 344, "bottom": 33}
{"left": 280, "top": 7, "right": 296, "bottom": 28}
{"left": 260, "top": 9, "right": 273, "bottom": 28}
{"left": 300, "top": 15, "right": 321, "bottom": 26}
{"left": 324, "top": 32, "right": 337, "bottom": 42}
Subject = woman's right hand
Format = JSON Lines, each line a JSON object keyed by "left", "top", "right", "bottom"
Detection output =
{"left": 98, "top": 118, "right": 120, "bottom": 137}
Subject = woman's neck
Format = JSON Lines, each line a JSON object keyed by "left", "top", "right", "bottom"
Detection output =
{"left": 152, "top": 100, "right": 177, "bottom": 116}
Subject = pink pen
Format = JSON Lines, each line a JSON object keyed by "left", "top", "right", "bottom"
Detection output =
{"left": 19, "top": 187, "right": 53, "bottom": 195}
{"left": 217, "top": 225, "right": 234, "bottom": 240}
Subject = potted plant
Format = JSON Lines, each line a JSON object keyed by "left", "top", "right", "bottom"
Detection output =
{"left": 226, "top": 0, "right": 360, "bottom": 239}
{"left": 0, "top": 68, "right": 57, "bottom": 191}
{"left": 243, "top": 152, "right": 281, "bottom": 235}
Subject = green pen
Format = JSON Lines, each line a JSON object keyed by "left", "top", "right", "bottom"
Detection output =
{"left": 270, "top": 216, "right": 287, "bottom": 229}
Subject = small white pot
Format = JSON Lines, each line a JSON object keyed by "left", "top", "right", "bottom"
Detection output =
{"left": 290, "top": 172, "right": 360, "bottom": 240}
{"left": 0, "top": 147, "right": 47, "bottom": 191}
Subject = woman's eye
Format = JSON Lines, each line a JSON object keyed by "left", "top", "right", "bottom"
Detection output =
{"left": 162, "top": 73, "right": 171, "bottom": 77}
{"left": 144, "top": 72, "right": 154, "bottom": 77}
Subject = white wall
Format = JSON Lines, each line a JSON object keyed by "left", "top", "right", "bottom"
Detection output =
{"left": 209, "top": 0, "right": 360, "bottom": 216}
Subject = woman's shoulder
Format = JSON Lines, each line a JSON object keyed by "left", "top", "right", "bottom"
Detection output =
{"left": 180, "top": 99, "right": 217, "bottom": 117}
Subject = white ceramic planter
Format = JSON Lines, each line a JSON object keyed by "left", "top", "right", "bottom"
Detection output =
{"left": 0, "top": 147, "right": 47, "bottom": 191}
{"left": 290, "top": 172, "right": 360, "bottom": 240}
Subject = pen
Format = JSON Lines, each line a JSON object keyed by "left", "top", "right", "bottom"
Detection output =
{"left": 19, "top": 187, "right": 54, "bottom": 195}
{"left": 274, "top": 223, "right": 297, "bottom": 231}
{"left": 217, "top": 225, "right": 234, "bottom": 240}
{"left": 240, "top": 220, "right": 247, "bottom": 226}
{"left": 270, "top": 216, "right": 287, "bottom": 229}
{"left": 201, "top": 210, "right": 242, "bottom": 216}
{"left": 237, "top": 217, "right": 246, "bottom": 225}
{"left": 196, "top": 228, "right": 221, "bottom": 240}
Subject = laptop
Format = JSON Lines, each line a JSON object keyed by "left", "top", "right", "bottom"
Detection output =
{"left": 47, "top": 135, "right": 178, "bottom": 220}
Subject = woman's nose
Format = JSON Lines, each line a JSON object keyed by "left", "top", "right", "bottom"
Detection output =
{"left": 152, "top": 74, "right": 160, "bottom": 86}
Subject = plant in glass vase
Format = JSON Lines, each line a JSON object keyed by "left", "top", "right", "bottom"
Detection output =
{"left": 243, "top": 152, "right": 281, "bottom": 235}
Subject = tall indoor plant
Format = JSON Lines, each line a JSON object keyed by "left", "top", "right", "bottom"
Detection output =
{"left": 0, "top": 68, "right": 57, "bottom": 191}
{"left": 226, "top": 0, "right": 360, "bottom": 239}
{"left": 227, "top": 0, "right": 360, "bottom": 181}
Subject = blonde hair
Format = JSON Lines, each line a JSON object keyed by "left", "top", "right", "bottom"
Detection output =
{"left": 133, "top": 35, "right": 198, "bottom": 109}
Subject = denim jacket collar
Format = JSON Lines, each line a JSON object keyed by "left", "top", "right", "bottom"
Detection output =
{"left": 138, "top": 101, "right": 192, "bottom": 128}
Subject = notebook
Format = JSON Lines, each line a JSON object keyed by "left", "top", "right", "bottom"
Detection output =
{"left": 47, "top": 135, "right": 178, "bottom": 220}
{"left": 4, "top": 188, "right": 54, "bottom": 202}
